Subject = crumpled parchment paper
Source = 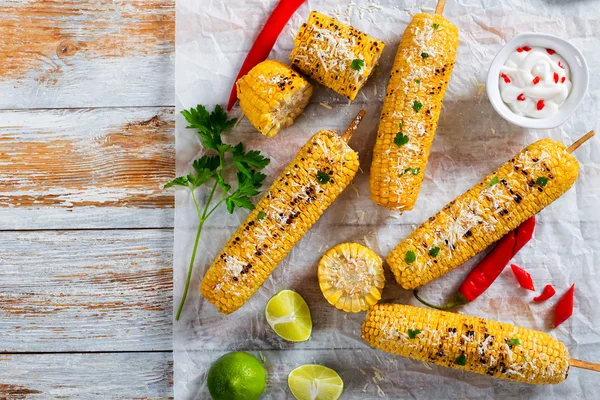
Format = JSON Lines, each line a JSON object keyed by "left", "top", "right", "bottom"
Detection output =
{"left": 175, "top": 0, "right": 600, "bottom": 398}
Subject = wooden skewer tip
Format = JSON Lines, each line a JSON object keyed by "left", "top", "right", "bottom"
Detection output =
{"left": 341, "top": 109, "right": 366, "bottom": 143}
{"left": 435, "top": 0, "right": 447, "bottom": 15}
{"left": 567, "top": 130, "right": 595, "bottom": 154}
{"left": 570, "top": 358, "right": 600, "bottom": 373}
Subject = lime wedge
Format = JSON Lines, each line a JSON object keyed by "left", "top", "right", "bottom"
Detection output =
{"left": 288, "top": 364, "right": 344, "bottom": 400}
{"left": 265, "top": 290, "right": 312, "bottom": 342}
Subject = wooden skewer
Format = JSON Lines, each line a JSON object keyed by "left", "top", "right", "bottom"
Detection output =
{"left": 341, "top": 109, "right": 366, "bottom": 143}
{"left": 570, "top": 358, "right": 600, "bottom": 373}
{"left": 567, "top": 130, "right": 594, "bottom": 154}
{"left": 435, "top": 0, "right": 447, "bottom": 15}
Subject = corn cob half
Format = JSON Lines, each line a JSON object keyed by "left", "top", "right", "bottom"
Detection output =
{"left": 362, "top": 303, "right": 570, "bottom": 384}
{"left": 290, "top": 11, "right": 385, "bottom": 101}
{"left": 201, "top": 113, "right": 364, "bottom": 314}
{"left": 370, "top": 13, "right": 459, "bottom": 211}
{"left": 237, "top": 60, "right": 313, "bottom": 138}
{"left": 318, "top": 242, "right": 384, "bottom": 312}
{"left": 387, "top": 138, "right": 579, "bottom": 290}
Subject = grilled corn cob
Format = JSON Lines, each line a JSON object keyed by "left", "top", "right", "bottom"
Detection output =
{"left": 236, "top": 60, "right": 313, "bottom": 138}
{"left": 318, "top": 242, "right": 384, "bottom": 312}
{"left": 370, "top": 13, "right": 459, "bottom": 211}
{"left": 387, "top": 138, "right": 579, "bottom": 290}
{"left": 201, "top": 112, "right": 364, "bottom": 314}
{"left": 362, "top": 303, "right": 570, "bottom": 384}
{"left": 290, "top": 11, "right": 385, "bottom": 101}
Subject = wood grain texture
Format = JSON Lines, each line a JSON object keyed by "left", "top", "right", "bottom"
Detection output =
{"left": 0, "top": 107, "right": 175, "bottom": 230}
{"left": 0, "top": 352, "right": 173, "bottom": 399}
{"left": 0, "top": 229, "right": 173, "bottom": 352}
{"left": 0, "top": 0, "right": 174, "bottom": 109}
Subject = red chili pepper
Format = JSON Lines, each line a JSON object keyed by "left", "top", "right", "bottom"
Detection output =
{"left": 532, "top": 76, "right": 540, "bottom": 85}
{"left": 561, "top": 76, "right": 566, "bottom": 83}
{"left": 226, "top": 0, "right": 307, "bottom": 111}
{"left": 510, "top": 264, "right": 536, "bottom": 291}
{"left": 517, "top": 93, "right": 525, "bottom": 101}
{"left": 536, "top": 99, "right": 545, "bottom": 110}
{"left": 546, "top": 48, "right": 556, "bottom": 55}
{"left": 523, "top": 46, "right": 532, "bottom": 52}
{"left": 501, "top": 73, "right": 511, "bottom": 83}
{"left": 533, "top": 284, "right": 556, "bottom": 302}
{"left": 558, "top": 61, "right": 565, "bottom": 69}
{"left": 553, "top": 72, "right": 559, "bottom": 84}
{"left": 554, "top": 284, "right": 575, "bottom": 328}
{"left": 414, "top": 217, "right": 536, "bottom": 310}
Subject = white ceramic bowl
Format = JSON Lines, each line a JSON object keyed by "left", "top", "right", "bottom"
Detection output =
{"left": 486, "top": 33, "right": 589, "bottom": 129}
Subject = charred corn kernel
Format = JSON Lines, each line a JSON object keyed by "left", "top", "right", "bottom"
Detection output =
{"left": 387, "top": 138, "right": 579, "bottom": 290}
{"left": 362, "top": 304, "right": 570, "bottom": 384}
{"left": 236, "top": 60, "right": 313, "bottom": 138}
{"left": 370, "top": 13, "right": 459, "bottom": 211}
{"left": 290, "top": 11, "right": 385, "bottom": 101}
{"left": 318, "top": 242, "right": 384, "bottom": 312}
{"left": 201, "top": 131, "right": 360, "bottom": 314}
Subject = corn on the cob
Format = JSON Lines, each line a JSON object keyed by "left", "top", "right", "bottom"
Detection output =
{"left": 362, "top": 303, "right": 570, "bottom": 384}
{"left": 318, "top": 242, "right": 384, "bottom": 312}
{"left": 290, "top": 11, "right": 385, "bottom": 101}
{"left": 370, "top": 13, "right": 459, "bottom": 211}
{"left": 201, "top": 113, "right": 364, "bottom": 314}
{"left": 236, "top": 60, "right": 313, "bottom": 138}
{"left": 387, "top": 138, "right": 579, "bottom": 290}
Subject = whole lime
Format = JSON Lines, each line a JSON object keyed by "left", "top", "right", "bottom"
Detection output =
{"left": 207, "top": 351, "right": 266, "bottom": 400}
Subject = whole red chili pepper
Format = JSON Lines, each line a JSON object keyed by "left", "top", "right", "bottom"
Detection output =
{"left": 510, "top": 264, "right": 535, "bottom": 291}
{"left": 533, "top": 284, "right": 556, "bottom": 302}
{"left": 414, "top": 216, "right": 536, "bottom": 310}
{"left": 227, "top": 0, "right": 307, "bottom": 111}
{"left": 554, "top": 284, "right": 575, "bottom": 328}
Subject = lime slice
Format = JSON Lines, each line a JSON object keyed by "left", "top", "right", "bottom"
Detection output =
{"left": 265, "top": 290, "right": 312, "bottom": 342}
{"left": 207, "top": 351, "right": 266, "bottom": 400}
{"left": 288, "top": 364, "right": 344, "bottom": 400}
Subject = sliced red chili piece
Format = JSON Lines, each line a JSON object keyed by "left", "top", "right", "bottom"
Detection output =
{"left": 558, "top": 61, "right": 565, "bottom": 69}
{"left": 546, "top": 48, "right": 556, "bottom": 55}
{"left": 510, "top": 264, "right": 535, "bottom": 291}
{"left": 500, "top": 73, "right": 511, "bottom": 83}
{"left": 554, "top": 284, "right": 575, "bottom": 328}
{"left": 517, "top": 93, "right": 525, "bottom": 101}
{"left": 523, "top": 46, "right": 532, "bottom": 52}
{"left": 553, "top": 72, "right": 559, "bottom": 83}
{"left": 536, "top": 100, "right": 545, "bottom": 110}
{"left": 517, "top": 47, "right": 524, "bottom": 53}
{"left": 533, "top": 284, "right": 556, "bottom": 302}
{"left": 532, "top": 76, "right": 540, "bottom": 84}
{"left": 561, "top": 76, "right": 566, "bottom": 83}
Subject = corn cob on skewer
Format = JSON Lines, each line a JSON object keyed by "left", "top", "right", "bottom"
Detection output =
{"left": 362, "top": 303, "right": 570, "bottom": 384}
{"left": 388, "top": 138, "right": 579, "bottom": 290}
{"left": 237, "top": 60, "right": 313, "bottom": 138}
{"left": 201, "top": 112, "right": 365, "bottom": 314}
{"left": 290, "top": 11, "right": 385, "bottom": 101}
{"left": 370, "top": 13, "right": 459, "bottom": 211}
{"left": 318, "top": 242, "right": 384, "bottom": 312}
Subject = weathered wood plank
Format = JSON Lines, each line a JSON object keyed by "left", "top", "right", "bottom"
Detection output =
{"left": 0, "top": 352, "right": 173, "bottom": 399}
{"left": 0, "top": 0, "right": 174, "bottom": 109}
{"left": 0, "top": 229, "right": 172, "bottom": 352}
{"left": 0, "top": 107, "right": 175, "bottom": 229}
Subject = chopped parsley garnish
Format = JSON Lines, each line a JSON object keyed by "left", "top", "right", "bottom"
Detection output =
{"left": 536, "top": 177, "right": 548, "bottom": 186}
{"left": 508, "top": 338, "right": 521, "bottom": 345}
{"left": 487, "top": 176, "right": 499, "bottom": 187}
{"left": 421, "top": 52, "right": 429, "bottom": 59}
{"left": 405, "top": 250, "right": 416, "bottom": 264}
{"left": 415, "top": 79, "right": 420, "bottom": 84}
{"left": 413, "top": 101, "right": 423, "bottom": 113}
{"left": 257, "top": 211, "right": 266, "bottom": 221}
{"left": 433, "top": 23, "right": 440, "bottom": 30}
{"left": 394, "top": 132, "right": 409, "bottom": 147}
{"left": 351, "top": 59, "right": 365, "bottom": 71}
{"left": 317, "top": 171, "right": 331, "bottom": 184}
{"left": 402, "top": 167, "right": 420, "bottom": 176}
{"left": 407, "top": 329, "right": 421, "bottom": 339}
{"left": 399, "top": 122, "right": 403, "bottom": 130}
{"left": 455, "top": 354, "right": 467, "bottom": 366}
{"left": 429, "top": 246, "right": 440, "bottom": 257}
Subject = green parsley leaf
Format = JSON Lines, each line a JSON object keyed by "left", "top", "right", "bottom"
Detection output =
{"left": 317, "top": 171, "right": 331, "bottom": 184}
{"left": 189, "top": 168, "right": 213, "bottom": 187}
{"left": 257, "top": 211, "right": 266, "bottom": 221}
{"left": 399, "top": 122, "right": 403, "bottom": 130}
{"left": 536, "top": 177, "right": 548, "bottom": 186}
{"left": 181, "top": 105, "right": 236, "bottom": 151}
{"left": 351, "top": 59, "right": 365, "bottom": 71}
{"left": 394, "top": 132, "right": 409, "bottom": 147}
{"left": 411, "top": 167, "right": 420, "bottom": 176}
{"left": 508, "top": 338, "right": 521, "bottom": 345}
{"left": 455, "top": 354, "right": 467, "bottom": 366}
{"left": 415, "top": 79, "right": 420, "bottom": 84}
{"left": 433, "top": 23, "right": 440, "bottom": 30}
{"left": 164, "top": 176, "right": 189, "bottom": 188}
{"left": 413, "top": 101, "right": 423, "bottom": 113}
{"left": 487, "top": 176, "right": 499, "bottom": 187}
{"left": 408, "top": 329, "right": 421, "bottom": 339}
{"left": 429, "top": 246, "right": 440, "bottom": 257}
{"left": 421, "top": 52, "right": 429, "bottom": 59}
{"left": 405, "top": 250, "right": 416, "bottom": 264}
{"left": 193, "top": 155, "right": 220, "bottom": 173}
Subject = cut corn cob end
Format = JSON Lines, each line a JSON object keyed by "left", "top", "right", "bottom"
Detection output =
{"left": 318, "top": 242, "right": 384, "bottom": 312}
{"left": 362, "top": 303, "right": 570, "bottom": 384}
{"left": 290, "top": 11, "right": 385, "bottom": 101}
{"left": 237, "top": 60, "right": 313, "bottom": 138}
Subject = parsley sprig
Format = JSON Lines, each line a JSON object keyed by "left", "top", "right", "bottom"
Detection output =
{"left": 166, "top": 105, "right": 270, "bottom": 320}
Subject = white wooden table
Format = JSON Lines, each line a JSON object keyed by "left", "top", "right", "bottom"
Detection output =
{"left": 0, "top": 1, "right": 174, "bottom": 397}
